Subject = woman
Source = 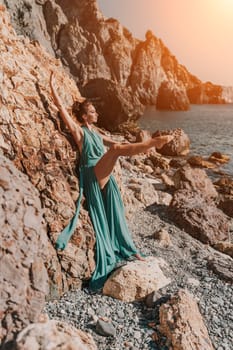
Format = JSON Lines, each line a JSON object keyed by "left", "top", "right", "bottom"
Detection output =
{"left": 50, "top": 72, "right": 173, "bottom": 290}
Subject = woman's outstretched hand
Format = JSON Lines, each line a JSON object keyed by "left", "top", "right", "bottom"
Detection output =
{"left": 153, "top": 135, "right": 174, "bottom": 149}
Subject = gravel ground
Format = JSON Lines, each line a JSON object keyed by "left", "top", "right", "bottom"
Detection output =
{"left": 45, "top": 206, "right": 233, "bottom": 350}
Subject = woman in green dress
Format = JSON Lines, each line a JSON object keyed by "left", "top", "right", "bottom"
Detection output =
{"left": 50, "top": 72, "right": 173, "bottom": 290}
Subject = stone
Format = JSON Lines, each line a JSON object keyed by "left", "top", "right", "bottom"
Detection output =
{"left": 127, "top": 180, "right": 160, "bottom": 206}
{"left": 103, "top": 257, "right": 171, "bottom": 302}
{"left": 169, "top": 189, "right": 229, "bottom": 245}
{"left": 213, "top": 241, "right": 233, "bottom": 258}
{"left": 207, "top": 254, "right": 233, "bottom": 283}
{"left": 15, "top": 320, "right": 97, "bottom": 350}
{"left": 169, "top": 158, "right": 187, "bottom": 168}
{"left": 148, "top": 153, "right": 170, "bottom": 170}
{"left": 214, "top": 176, "right": 233, "bottom": 217}
{"left": 186, "top": 277, "right": 200, "bottom": 287}
{"left": 153, "top": 229, "right": 172, "bottom": 247}
{"left": 159, "top": 289, "right": 214, "bottom": 350}
{"left": 96, "top": 319, "right": 116, "bottom": 337}
{"left": 153, "top": 128, "right": 190, "bottom": 156}
{"left": 218, "top": 195, "right": 233, "bottom": 218}
{"left": 160, "top": 173, "right": 175, "bottom": 188}
{"left": 172, "top": 165, "right": 218, "bottom": 199}
{"left": 0, "top": 155, "right": 49, "bottom": 345}
{"left": 208, "top": 152, "right": 230, "bottom": 164}
{"left": 144, "top": 291, "right": 170, "bottom": 308}
{"left": 214, "top": 176, "right": 233, "bottom": 195}
{"left": 187, "top": 155, "right": 216, "bottom": 169}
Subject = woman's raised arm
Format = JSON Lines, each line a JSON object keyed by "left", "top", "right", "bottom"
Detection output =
{"left": 50, "top": 72, "right": 83, "bottom": 148}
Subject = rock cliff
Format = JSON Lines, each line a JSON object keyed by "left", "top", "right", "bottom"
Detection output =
{"left": 1, "top": 0, "right": 231, "bottom": 131}
{"left": 0, "top": 5, "right": 95, "bottom": 300}
{"left": 0, "top": 155, "right": 49, "bottom": 345}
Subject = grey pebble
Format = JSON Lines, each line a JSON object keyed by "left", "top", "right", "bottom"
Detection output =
{"left": 117, "top": 310, "right": 125, "bottom": 318}
{"left": 96, "top": 319, "right": 116, "bottom": 337}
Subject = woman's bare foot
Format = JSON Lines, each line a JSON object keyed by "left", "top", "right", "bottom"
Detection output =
{"left": 134, "top": 253, "right": 146, "bottom": 261}
{"left": 153, "top": 135, "right": 174, "bottom": 149}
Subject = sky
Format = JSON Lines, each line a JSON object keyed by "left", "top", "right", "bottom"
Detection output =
{"left": 97, "top": 0, "right": 233, "bottom": 86}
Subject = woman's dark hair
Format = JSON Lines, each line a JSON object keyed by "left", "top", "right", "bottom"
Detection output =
{"left": 72, "top": 100, "right": 93, "bottom": 123}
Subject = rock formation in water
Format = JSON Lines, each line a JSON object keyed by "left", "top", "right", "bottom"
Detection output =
{"left": 1, "top": 0, "right": 231, "bottom": 131}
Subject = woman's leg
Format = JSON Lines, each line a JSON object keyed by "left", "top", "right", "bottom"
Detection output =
{"left": 94, "top": 135, "right": 172, "bottom": 190}
{"left": 94, "top": 136, "right": 173, "bottom": 263}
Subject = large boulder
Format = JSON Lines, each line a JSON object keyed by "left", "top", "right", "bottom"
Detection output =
{"left": 0, "top": 155, "right": 49, "bottom": 345}
{"left": 172, "top": 165, "right": 218, "bottom": 199}
{"left": 152, "top": 128, "right": 190, "bottom": 156}
{"left": 187, "top": 155, "right": 216, "bottom": 169}
{"left": 15, "top": 320, "right": 97, "bottom": 350}
{"left": 159, "top": 289, "right": 214, "bottom": 350}
{"left": 169, "top": 189, "right": 229, "bottom": 244}
{"left": 169, "top": 167, "right": 229, "bottom": 245}
{"left": 103, "top": 257, "right": 171, "bottom": 302}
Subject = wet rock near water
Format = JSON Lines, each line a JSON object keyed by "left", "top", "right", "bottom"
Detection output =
{"left": 152, "top": 128, "right": 190, "bottom": 156}
{"left": 208, "top": 152, "right": 230, "bottom": 165}
{"left": 187, "top": 155, "right": 217, "bottom": 169}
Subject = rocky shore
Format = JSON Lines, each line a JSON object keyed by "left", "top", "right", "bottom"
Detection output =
{"left": 43, "top": 162, "right": 233, "bottom": 350}
{"left": 0, "top": 4, "right": 233, "bottom": 350}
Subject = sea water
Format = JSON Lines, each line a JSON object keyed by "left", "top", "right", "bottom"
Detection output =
{"left": 139, "top": 104, "right": 233, "bottom": 176}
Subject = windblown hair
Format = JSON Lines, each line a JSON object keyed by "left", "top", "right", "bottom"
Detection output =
{"left": 72, "top": 100, "right": 93, "bottom": 123}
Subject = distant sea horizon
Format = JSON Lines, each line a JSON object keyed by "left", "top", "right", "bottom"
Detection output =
{"left": 139, "top": 104, "right": 233, "bottom": 176}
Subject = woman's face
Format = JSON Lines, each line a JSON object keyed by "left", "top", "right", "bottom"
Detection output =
{"left": 83, "top": 104, "right": 98, "bottom": 124}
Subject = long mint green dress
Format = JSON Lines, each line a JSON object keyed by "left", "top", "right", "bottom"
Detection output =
{"left": 55, "top": 126, "right": 138, "bottom": 290}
